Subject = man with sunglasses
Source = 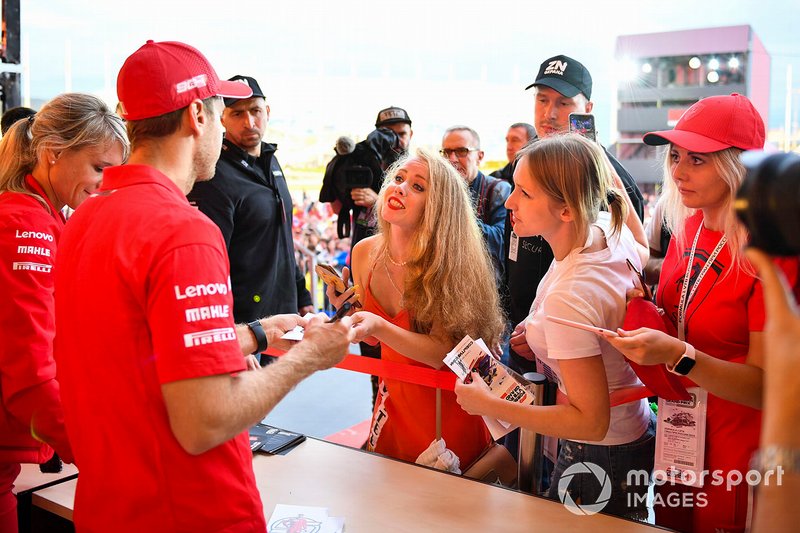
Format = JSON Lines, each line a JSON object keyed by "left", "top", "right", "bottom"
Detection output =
{"left": 441, "top": 125, "right": 511, "bottom": 284}
{"left": 188, "top": 75, "right": 313, "bottom": 327}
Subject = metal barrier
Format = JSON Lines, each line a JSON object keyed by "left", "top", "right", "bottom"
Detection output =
{"left": 518, "top": 372, "right": 548, "bottom": 495}
{"left": 293, "top": 240, "right": 319, "bottom": 310}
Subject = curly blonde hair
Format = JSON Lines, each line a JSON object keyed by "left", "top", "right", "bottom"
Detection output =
{"left": 374, "top": 148, "right": 506, "bottom": 347}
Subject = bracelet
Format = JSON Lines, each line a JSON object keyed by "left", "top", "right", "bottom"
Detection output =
{"left": 246, "top": 320, "right": 268, "bottom": 355}
{"left": 750, "top": 446, "right": 800, "bottom": 475}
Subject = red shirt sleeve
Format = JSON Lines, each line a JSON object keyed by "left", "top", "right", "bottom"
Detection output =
{"left": 146, "top": 242, "right": 245, "bottom": 384}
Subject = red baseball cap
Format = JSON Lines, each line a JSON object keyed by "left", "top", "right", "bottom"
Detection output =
{"left": 643, "top": 93, "right": 765, "bottom": 153}
{"left": 117, "top": 40, "right": 252, "bottom": 121}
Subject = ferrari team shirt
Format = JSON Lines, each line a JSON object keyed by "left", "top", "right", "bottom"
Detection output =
{"left": 55, "top": 165, "right": 265, "bottom": 532}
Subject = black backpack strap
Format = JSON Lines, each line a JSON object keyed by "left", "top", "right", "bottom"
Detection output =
{"left": 337, "top": 208, "right": 351, "bottom": 239}
{"left": 478, "top": 176, "right": 500, "bottom": 224}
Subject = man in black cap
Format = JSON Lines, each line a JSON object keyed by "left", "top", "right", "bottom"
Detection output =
{"left": 504, "top": 55, "right": 645, "bottom": 373}
{"left": 188, "top": 75, "right": 314, "bottom": 332}
{"left": 347, "top": 106, "right": 413, "bottom": 247}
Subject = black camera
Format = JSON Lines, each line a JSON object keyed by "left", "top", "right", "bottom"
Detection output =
{"left": 343, "top": 165, "right": 374, "bottom": 189}
{"left": 736, "top": 152, "right": 800, "bottom": 256}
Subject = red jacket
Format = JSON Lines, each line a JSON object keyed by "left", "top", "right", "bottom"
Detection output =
{"left": 0, "top": 176, "right": 73, "bottom": 464}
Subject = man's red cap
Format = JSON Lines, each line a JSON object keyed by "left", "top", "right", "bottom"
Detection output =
{"left": 117, "top": 40, "right": 252, "bottom": 121}
{"left": 643, "top": 93, "right": 765, "bottom": 153}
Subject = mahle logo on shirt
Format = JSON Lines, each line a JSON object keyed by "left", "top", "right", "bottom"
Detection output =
{"left": 185, "top": 304, "right": 230, "bottom": 323}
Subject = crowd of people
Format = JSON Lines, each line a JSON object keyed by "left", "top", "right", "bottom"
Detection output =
{"left": 1, "top": 37, "right": 798, "bottom": 533}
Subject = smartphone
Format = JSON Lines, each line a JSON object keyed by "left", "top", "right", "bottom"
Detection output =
{"left": 568, "top": 113, "right": 596, "bottom": 142}
{"left": 315, "top": 263, "right": 346, "bottom": 294}
{"left": 546, "top": 315, "right": 618, "bottom": 337}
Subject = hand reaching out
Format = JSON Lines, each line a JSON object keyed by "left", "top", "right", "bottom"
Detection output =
{"left": 605, "top": 327, "right": 684, "bottom": 367}
{"left": 289, "top": 313, "right": 354, "bottom": 372}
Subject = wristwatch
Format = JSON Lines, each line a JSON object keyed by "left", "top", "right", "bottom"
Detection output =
{"left": 667, "top": 341, "right": 696, "bottom": 376}
{"left": 246, "top": 320, "right": 268, "bottom": 355}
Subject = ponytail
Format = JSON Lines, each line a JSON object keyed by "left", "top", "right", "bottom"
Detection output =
{"left": 604, "top": 187, "right": 628, "bottom": 238}
{"left": 0, "top": 116, "right": 39, "bottom": 202}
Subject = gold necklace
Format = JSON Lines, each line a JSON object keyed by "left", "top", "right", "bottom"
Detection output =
{"left": 385, "top": 250, "right": 407, "bottom": 267}
{"left": 383, "top": 258, "right": 404, "bottom": 298}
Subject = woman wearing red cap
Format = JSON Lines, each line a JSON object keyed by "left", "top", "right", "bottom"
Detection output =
{"left": 0, "top": 93, "right": 128, "bottom": 532}
{"left": 608, "top": 93, "right": 798, "bottom": 532}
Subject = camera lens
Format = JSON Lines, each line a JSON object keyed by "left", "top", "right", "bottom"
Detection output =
{"left": 736, "top": 152, "right": 800, "bottom": 256}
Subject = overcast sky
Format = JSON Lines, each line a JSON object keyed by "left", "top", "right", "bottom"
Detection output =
{"left": 14, "top": 0, "right": 800, "bottom": 162}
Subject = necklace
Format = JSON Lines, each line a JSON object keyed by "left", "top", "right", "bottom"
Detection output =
{"left": 383, "top": 258, "right": 404, "bottom": 298}
{"left": 385, "top": 250, "right": 407, "bottom": 267}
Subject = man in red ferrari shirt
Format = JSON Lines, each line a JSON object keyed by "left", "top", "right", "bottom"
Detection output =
{"left": 54, "top": 40, "right": 353, "bottom": 533}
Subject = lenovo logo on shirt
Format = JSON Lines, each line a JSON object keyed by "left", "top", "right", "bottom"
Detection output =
{"left": 15, "top": 229, "right": 54, "bottom": 242}
{"left": 183, "top": 327, "right": 236, "bottom": 348}
{"left": 174, "top": 281, "right": 230, "bottom": 300}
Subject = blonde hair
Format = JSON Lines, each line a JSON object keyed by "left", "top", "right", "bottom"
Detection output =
{"left": 0, "top": 93, "right": 129, "bottom": 211}
{"left": 660, "top": 146, "right": 750, "bottom": 274}
{"left": 374, "top": 148, "right": 506, "bottom": 347}
{"left": 517, "top": 134, "right": 627, "bottom": 245}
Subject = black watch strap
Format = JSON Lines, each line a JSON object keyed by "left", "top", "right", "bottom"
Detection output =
{"left": 246, "top": 320, "right": 268, "bottom": 355}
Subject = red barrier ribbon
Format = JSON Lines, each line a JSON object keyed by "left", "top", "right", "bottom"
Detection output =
{"left": 264, "top": 347, "right": 457, "bottom": 392}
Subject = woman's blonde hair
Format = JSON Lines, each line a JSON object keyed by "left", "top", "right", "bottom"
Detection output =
{"left": 0, "top": 93, "right": 129, "bottom": 211}
{"left": 517, "top": 134, "right": 627, "bottom": 246}
{"left": 374, "top": 148, "right": 506, "bottom": 347}
{"left": 660, "top": 146, "right": 750, "bottom": 273}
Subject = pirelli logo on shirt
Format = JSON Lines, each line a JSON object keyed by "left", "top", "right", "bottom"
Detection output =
{"left": 183, "top": 327, "right": 237, "bottom": 348}
{"left": 13, "top": 262, "right": 52, "bottom": 273}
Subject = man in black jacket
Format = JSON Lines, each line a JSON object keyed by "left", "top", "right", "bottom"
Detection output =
{"left": 490, "top": 122, "right": 535, "bottom": 185}
{"left": 504, "top": 55, "right": 645, "bottom": 373}
{"left": 188, "top": 75, "right": 313, "bottom": 325}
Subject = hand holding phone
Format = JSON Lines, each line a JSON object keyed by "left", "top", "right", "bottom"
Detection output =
{"left": 546, "top": 315, "right": 618, "bottom": 337}
{"left": 568, "top": 113, "right": 596, "bottom": 142}
{"left": 315, "top": 263, "right": 347, "bottom": 294}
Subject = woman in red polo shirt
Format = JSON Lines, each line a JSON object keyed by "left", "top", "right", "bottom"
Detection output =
{"left": 0, "top": 93, "right": 128, "bottom": 532}
{"left": 608, "top": 94, "right": 798, "bottom": 532}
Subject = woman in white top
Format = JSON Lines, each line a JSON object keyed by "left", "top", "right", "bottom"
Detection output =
{"left": 455, "top": 134, "right": 653, "bottom": 520}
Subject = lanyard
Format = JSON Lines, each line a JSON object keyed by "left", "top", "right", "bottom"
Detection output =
{"left": 677, "top": 222, "right": 727, "bottom": 340}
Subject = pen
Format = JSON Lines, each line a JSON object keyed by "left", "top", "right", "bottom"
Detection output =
{"left": 327, "top": 302, "right": 352, "bottom": 323}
